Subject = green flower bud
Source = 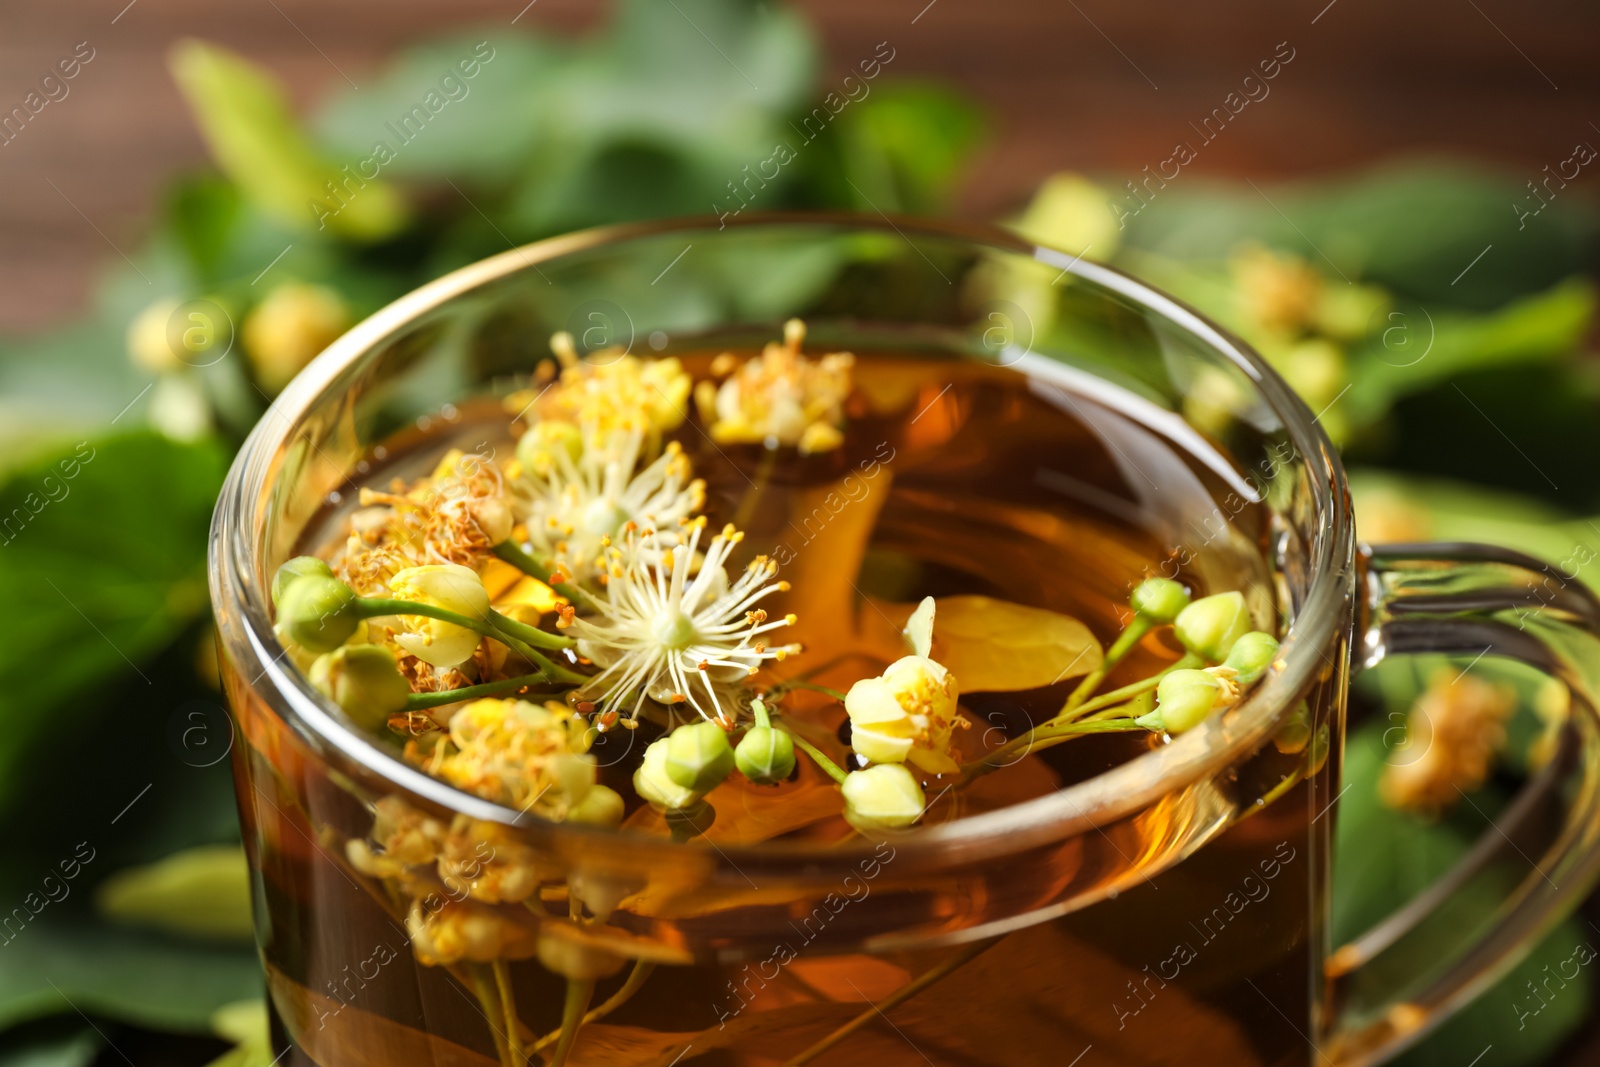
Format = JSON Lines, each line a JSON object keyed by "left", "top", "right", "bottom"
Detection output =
{"left": 1173, "top": 591, "right": 1250, "bottom": 662}
{"left": 634, "top": 738, "right": 702, "bottom": 812}
{"left": 274, "top": 574, "right": 360, "bottom": 653}
{"left": 1273, "top": 701, "right": 1312, "bottom": 754}
{"left": 566, "top": 785, "right": 625, "bottom": 827}
{"left": 664, "top": 720, "right": 736, "bottom": 793}
{"left": 840, "top": 764, "right": 926, "bottom": 831}
{"left": 735, "top": 726, "right": 796, "bottom": 785}
{"left": 1140, "top": 669, "right": 1223, "bottom": 734}
{"left": 272, "top": 555, "right": 334, "bottom": 605}
{"left": 1224, "top": 631, "right": 1280, "bottom": 685}
{"left": 1130, "top": 578, "right": 1190, "bottom": 623}
{"left": 309, "top": 644, "right": 410, "bottom": 730}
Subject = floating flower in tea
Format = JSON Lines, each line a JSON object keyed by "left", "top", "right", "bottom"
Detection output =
{"left": 694, "top": 318, "right": 854, "bottom": 453}
{"left": 569, "top": 518, "right": 798, "bottom": 727}
{"left": 263, "top": 320, "right": 1295, "bottom": 1066}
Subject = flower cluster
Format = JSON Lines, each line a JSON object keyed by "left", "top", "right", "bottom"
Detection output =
{"left": 406, "top": 698, "right": 622, "bottom": 822}
{"left": 694, "top": 318, "right": 855, "bottom": 453}
{"left": 1380, "top": 669, "right": 1516, "bottom": 815}
{"left": 571, "top": 518, "right": 799, "bottom": 728}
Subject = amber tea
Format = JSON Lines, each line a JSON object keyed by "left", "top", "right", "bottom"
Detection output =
{"left": 227, "top": 322, "right": 1338, "bottom": 1067}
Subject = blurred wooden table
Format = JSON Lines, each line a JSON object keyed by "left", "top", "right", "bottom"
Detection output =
{"left": 0, "top": 0, "right": 1596, "bottom": 334}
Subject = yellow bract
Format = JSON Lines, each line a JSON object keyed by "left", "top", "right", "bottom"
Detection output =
{"left": 885, "top": 594, "right": 1102, "bottom": 693}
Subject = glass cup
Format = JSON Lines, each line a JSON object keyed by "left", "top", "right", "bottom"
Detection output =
{"left": 209, "top": 216, "right": 1600, "bottom": 1067}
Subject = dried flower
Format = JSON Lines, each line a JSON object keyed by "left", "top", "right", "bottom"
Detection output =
{"left": 570, "top": 518, "right": 799, "bottom": 726}
{"left": 841, "top": 763, "right": 926, "bottom": 830}
{"left": 388, "top": 564, "right": 491, "bottom": 668}
{"left": 350, "top": 450, "right": 515, "bottom": 583}
{"left": 1381, "top": 670, "right": 1515, "bottom": 815}
{"left": 693, "top": 319, "right": 854, "bottom": 453}
{"left": 844, "top": 597, "right": 964, "bottom": 774}
{"left": 1233, "top": 244, "right": 1325, "bottom": 338}
{"left": 513, "top": 426, "right": 704, "bottom": 583}
{"left": 416, "top": 698, "right": 600, "bottom": 818}
{"left": 510, "top": 332, "right": 691, "bottom": 438}
{"left": 407, "top": 899, "right": 536, "bottom": 966}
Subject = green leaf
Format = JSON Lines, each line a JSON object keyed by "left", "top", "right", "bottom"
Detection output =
{"left": 830, "top": 81, "right": 985, "bottom": 214}
{"left": 1118, "top": 160, "right": 1600, "bottom": 310}
{"left": 0, "top": 922, "right": 262, "bottom": 1034}
{"left": 170, "top": 40, "right": 407, "bottom": 240}
{"left": 1344, "top": 276, "right": 1595, "bottom": 425}
{"left": 315, "top": 36, "right": 560, "bottom": 185}
{"left": 0, "top": 1022, "right": 100, "bottom": 1067}
{"left": 97, "top": 846, "right": 254, "bottom": 944}
{"left": 0, "top": 433, "right": 227, "bottom": 816}
{"left": 203, "top": 1000, "right": 272, "bottom": 1067}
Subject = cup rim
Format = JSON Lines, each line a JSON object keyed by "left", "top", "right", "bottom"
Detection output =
{"left": 210, "top": 211, "right": 1353, "bottom": 872}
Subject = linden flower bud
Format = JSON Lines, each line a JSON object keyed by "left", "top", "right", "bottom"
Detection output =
{"left": 309, "top": 644, "right": 411, "bottom": 729}
{"left": 274, "top": 574, "right": 360, "bottom": 653}
{"left": 1139, "top": 669, "right": 1224, "bottom": 734}
{"left": 1224, "top": 631, "right": 1281, "bottom": 685}
{"left": 565, "top": 785, "right": 625, "bottom": 827}
{"left": 665, "top": 720, "right": 736, "bottom": 793}
{"left": 841, "top": 764, "right": 926, "bottom": 831}
{"left": 1173, "top": 591, "right": 1250, "bottom": 662}
{"left": 634, "top": 738, "right": 703, "bottom": 812}
{"left": 272, "top": 555, "right": 333, "bottom": 606}
{"left": 389, "top": 564, "right": 490, "bottom": 668}
{"left": 1130, "top": 577, "right": 1191, "bottom": 624}
{"left": 735, "top": 726, "right": 796, "bottom": 785}
{"left": 242, "top": 282, "right": 349, "bottom": 393}
{"left": 844, "top": 597, "right": 963, "bottom": 774}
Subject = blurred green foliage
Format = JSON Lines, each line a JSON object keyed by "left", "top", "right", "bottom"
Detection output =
{"left": 0, "top": 1, "right": 1598, "bottom": 1064}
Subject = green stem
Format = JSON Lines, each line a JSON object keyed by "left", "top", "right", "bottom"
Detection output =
{"left": 768, "top": 680, "right": 848, "bottom": 702}
{"left": 1064, "top": 616, "right": 1154, "bottom": 711}
{"left": 357, "top": 597, "right": 585, "bottom": 685}
{"left": 492, "top": 540, "right": 598, "bottom": 612}
{"left": 492, "top": 961, "right": 525, "bottom": 1067}
{"left": 784, "top": 730, "right": 849, "bottom": 785}
{"left": 548, "top": 978, "right": 595, "bottom": 1067}
{"left": 488, "top": 608, "right": 573, "bottom": 650}
{"left": 404, "top": 673, "right": 563, "bottom": 710}
{"left": 731, "top": 446, "right": 780, "bottom": 530}
{"left": 533, "top": 961, "right": 656, "bottom": 1053}
{"left": 964, "top": 718, "right": 1146, "bottom": 781}
{"left": 751, "top": 698, "right": 772, "bottom": 728}
{"left": 468, "top": 964, "right": 516, "bottom": 1067}
{"left": 1059, "top": 652, "right": 1201, "bottom": 723}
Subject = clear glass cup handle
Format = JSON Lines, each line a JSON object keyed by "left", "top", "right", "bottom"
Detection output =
{"left": 1327, "top": 541, "right": 1600, "bottom": 1066}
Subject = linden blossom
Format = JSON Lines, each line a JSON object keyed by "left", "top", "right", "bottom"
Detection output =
{"left": 310, "top": 41, "right": 497, "bottom": 231}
